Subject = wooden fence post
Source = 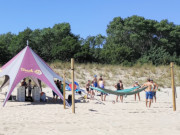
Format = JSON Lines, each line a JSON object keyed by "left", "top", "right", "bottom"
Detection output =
{"left": 63, "top": 71, "right": 66, "bottom": 109}
{"left": 71, "top": 58, "right": 75, "bottom": 113}
{"left": 170, "top": 62, "right": 176, "bottom": 111}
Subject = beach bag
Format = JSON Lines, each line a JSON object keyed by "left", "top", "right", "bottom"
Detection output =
{"left": 26, "top": 96, "right": 33, "bottom": 102}
{"left": 68, "top": 95, "right": 72, "bottom": 102}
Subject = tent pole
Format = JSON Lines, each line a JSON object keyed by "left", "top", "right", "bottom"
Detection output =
{"left": 170, "top": 62, "right": 176, "bottom": 111}
{"left": 63, "top": 71, "right": 66, "bottom": 109}
{"left": 71, "top": 58, "right": 75, "bottom": 113}
{"left": 27, "top": 40, "right": 29, "bottom": 46}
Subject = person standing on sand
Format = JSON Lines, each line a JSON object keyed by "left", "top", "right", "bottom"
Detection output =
{"left": 90, "top": 81, "right": 95, "bottom": 99}
{"left": 150, "top": 79, "right": 158, "bottom": 103}
{"left": 98, "top": 76, "right": 107, "bottom": 101}
{"left": 115, "top": 80, "right": 124, "bottom": 102}
{"left": 93, "top": 75, "right": 98, "bottom": 94}
{"left": 56, "top": 80, "right": 61, "bottom": 91}
{"left": 59, "top": 81, "right": 63, "bottom": 95}
{"left": 93, "top": 75, "right": 98, "bottom": 87}
{"left": 86, "top": 80, "right": 91, "bottom": 98}
{"left": 28, "top": 79, "right": 32, "bottom": 97}
{"left": 21, "top": 78, "right": 27, "bottom": 97}
{"left": 142, "top": 78, "right": 153, "bottom": 108}
{"left": 52, "top": 80, "right": 58, "bottom": 102}
{"left": 133, "top": 81, "right": 140, "bottom": 101}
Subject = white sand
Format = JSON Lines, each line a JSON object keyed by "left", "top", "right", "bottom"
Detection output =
{"left": 0, "top": 86, "right": 180, "bottom": 135}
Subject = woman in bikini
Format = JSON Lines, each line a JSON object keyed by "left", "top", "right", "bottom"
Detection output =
{"left": 115, "top": 80, "right": 124, "bottom": 102}
{"left": 133, "top": 81, "right": 140, "bottom": 101}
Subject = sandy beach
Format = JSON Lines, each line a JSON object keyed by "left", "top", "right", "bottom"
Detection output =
{"left": 0, "top": 86, "right": 180, "bottom": 135}
{"left": 0, "top": 0, "right": 180, "bottom": 135}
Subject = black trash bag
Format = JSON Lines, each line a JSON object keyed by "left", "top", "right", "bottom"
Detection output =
{"left": 68, "top": 95, "right": 72, "bottom": 102}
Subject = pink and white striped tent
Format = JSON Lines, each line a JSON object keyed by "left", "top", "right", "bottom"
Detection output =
{"left": 0, "top": 46, "right": 70, "bottom": 107}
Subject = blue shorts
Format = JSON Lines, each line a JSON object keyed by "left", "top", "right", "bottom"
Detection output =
{"left": 94, "top": 82, "right": 98, "bottom": 87}
{"left": 146, "top": 91, "right": 153, "bottom": 99}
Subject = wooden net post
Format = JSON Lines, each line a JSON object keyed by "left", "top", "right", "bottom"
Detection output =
{"left": 170, "top": 62, "right": 176, "bottom": 111}
{"left": 71, "top": 58, "right": 75, "bottom": 113}
{"left": 63, "top": 71, "right": 66, "bottom": 109}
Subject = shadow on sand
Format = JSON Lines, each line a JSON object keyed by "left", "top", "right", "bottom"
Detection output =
{"left": 1, "top": 95, "right": 90, "bottom": 107}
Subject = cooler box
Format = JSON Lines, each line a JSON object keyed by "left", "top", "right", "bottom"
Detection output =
{"left": 17, "top": 86, "right": 25, "bottom": 102}
{"left": 32, "top": 87, "right": 40, "bottom": 102}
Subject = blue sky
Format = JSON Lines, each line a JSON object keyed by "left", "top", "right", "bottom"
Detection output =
{"left": 0, "top": 0, "right": 179, "bottom": 38}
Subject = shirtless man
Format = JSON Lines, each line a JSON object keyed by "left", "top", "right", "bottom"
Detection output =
{"left": 142, "top": 78, "right": 153, "bottom": 107}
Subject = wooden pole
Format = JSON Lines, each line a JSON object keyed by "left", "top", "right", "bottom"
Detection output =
{"left": 63, "top": 71, "right": 66, "bottom": 109}
{"left": 170, "top": 62, "right": 176, "bottom": 111}
{"left": 71, "top": 58, "right": 75, "bottom": 113}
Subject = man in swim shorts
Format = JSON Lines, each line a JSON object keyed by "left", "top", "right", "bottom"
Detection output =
{"left": 142, "top": 78, "right": 153, "bottom": 108}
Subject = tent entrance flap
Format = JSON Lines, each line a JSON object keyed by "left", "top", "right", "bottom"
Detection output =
{"left": 0, "top": 75, "right": 10, "bottom": 92}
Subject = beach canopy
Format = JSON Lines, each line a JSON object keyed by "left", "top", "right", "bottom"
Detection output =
{"left": 0, "top": 45, "right": 70, "bottom": 107}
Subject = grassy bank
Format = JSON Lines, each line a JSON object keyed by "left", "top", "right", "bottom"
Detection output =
{"left": 49, "top": 62, "right": 180, "bottom": 88}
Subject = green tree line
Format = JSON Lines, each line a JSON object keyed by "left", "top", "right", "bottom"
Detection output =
{"left": 0, "top": 15, "right": 180, "bottom": 66}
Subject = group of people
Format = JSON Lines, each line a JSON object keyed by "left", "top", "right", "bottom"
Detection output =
{"left": 86, "top": 75, "right": 125, "bottom": 102}
{"left": 21, "top": 78, "right": 32, "bottom": 97}
{"left": 86, "top": 75, "right": 158, "bottom": 108}
{"left": 86, "top": 75, "right": 107, "bottom": 101}
{"left": 21, "top": 78, "right": 47, "bottom": 102}
{"left": 20, "top": 76, "right": 158, "bottom": 107}
{"left": 20, "top": 78, "right": 65, "bottom": 102}
{"left": 52, "top": 80, "right": 63, "bottom": 101}
{"left": 142, "top": 78, "right": 158, "bottom": 108}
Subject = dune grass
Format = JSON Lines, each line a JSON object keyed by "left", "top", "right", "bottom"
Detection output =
{"left": 49, "top": 61, "right": 180, "bottom": 89}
